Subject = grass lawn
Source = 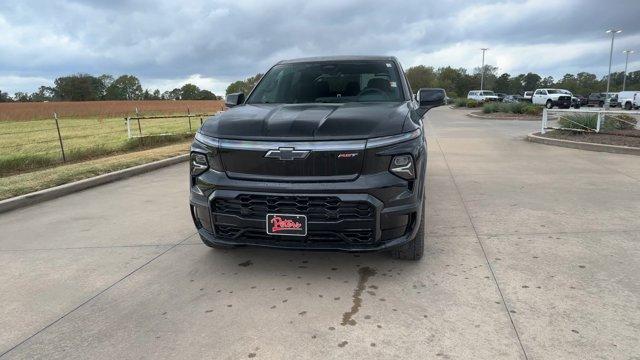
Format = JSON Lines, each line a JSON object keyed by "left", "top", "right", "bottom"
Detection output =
{"left": 0, "top": 141, "right": 190, "bottom": 201}
{"left": 0, "top": 115, "right": 205, "bottom": 176}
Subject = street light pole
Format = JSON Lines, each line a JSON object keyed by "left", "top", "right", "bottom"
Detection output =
{"left": 480, "top": 48, "right": 488, "bottom": 91}
{"left": 622, "top": 50, "right": 634, "bottom": 91}
{"left": 605, "top": 29, "right": 622, "bottom": 109}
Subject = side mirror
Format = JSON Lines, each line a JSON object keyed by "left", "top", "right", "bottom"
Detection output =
{"left": 225, "top": 92, "right": 245, "bottom": 107}
{"left": 418, "top": 90, "right": 445, "bottom": 107}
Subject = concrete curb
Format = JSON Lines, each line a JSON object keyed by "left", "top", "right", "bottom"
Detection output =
{"left": 527, "top": 132, "right": 640, "bottom": 156}
{"left": 466, "top": 112, "right": 539, "bottom": 121}
{"left": 0, "top": 154, "right": 189, "bottom": 214}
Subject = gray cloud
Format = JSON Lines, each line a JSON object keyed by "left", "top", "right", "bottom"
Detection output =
{"left": 1, "top": 0, "right": 639, "bottom": 94}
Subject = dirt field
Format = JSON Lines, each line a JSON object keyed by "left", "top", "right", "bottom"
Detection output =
{"left": 0, "top": 100, "right": 224, "bottom": 175}
{"left": 0, "top": 100, "right": 225, "bottom": 121}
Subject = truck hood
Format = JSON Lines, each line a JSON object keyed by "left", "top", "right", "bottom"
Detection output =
{"left": 199, "top": 102, "right": 411, "bottom": 141}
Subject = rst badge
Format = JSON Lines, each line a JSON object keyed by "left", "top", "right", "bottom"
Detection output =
{"left": 337, "top": 153, "right": 358, "bottom": 159}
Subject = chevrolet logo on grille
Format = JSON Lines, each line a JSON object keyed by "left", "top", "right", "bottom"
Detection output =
{"left": 264, "top": 147, "right": 310, "bottom": 161}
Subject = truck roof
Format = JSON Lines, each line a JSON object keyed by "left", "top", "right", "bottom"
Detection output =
{"left": 278, "top": 55, "right": 399, "bottom": 64}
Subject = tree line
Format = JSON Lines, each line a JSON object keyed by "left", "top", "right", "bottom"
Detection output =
{"left": 404, "top": 65, "right": 640, "bottom": 98}
{"left": 222, "top": 67, "right": 640, "bottom": 99}
{"left": 3, "top": 66, "right": 638, "bottom": 103}
{"left": 0, "top": 74, "right": 219, "bottom": 102}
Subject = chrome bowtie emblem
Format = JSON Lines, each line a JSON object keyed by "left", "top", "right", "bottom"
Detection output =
{"left": 264, "top": 147, "right": 310, "bottom": 161}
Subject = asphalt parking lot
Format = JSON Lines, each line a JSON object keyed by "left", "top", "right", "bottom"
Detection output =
{"left": 1, "top": 107, "right": 639, "bottom": 359}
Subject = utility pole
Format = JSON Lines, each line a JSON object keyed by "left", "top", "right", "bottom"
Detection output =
{"left": 605, "top": 29, "right": 622, "bottom": 109}
{"left": 480, "top": 48, "right": 489, "bottom": 91}
{"left": 622, "top": 50, "right": 634, "bottom": 91}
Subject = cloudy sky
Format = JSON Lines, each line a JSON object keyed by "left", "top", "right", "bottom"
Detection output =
{"left": 1, "top": 0, "right": 639, "bottom": 95}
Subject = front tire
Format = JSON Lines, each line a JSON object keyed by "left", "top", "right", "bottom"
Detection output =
{"left": 545, "top": 100, "right": 554, "bottom": 109}
{"left": 391, "top": 201, "right": 425, "bottom": 261}
{"left": 625, "top": 102, "right": 632, "bottom": 110}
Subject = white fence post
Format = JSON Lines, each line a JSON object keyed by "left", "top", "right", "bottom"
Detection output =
{"left": 596, "top": 112, "right": 602, "bottom": 133}
{"left": 126, "top": 117, "right": 131, "bottom": 139}
{"left": 541, "top": 108, "right": 548, "bottom": 134}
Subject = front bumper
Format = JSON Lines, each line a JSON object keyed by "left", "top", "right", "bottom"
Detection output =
{"left": 189, "top": 162, "right": 425, "bottom": 252}
{"left": 553, "top": 98, "right": 572, "bottom": 108}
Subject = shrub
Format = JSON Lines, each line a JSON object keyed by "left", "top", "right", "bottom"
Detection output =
{"left": 522, "top": 104, "right": 542, "bottom": 116}
{"left": 603, "top": 114, "right": 637, "bottom": 130}
{"left": 479, "top": 101, "right": 542, "bottom": 115}
{"left": 559, "top": 113, "right": 637, "bottom": 132}
{"left": 482, "top": 103, "right": 499, "bottom": 113}
{"left": 453, "top": 98, "right": 467, "bottom": 107}
{"left": 506, "top": 102, "right": 525, "bottom": 114}
{"left": 558, "top": 114, "right": 598, "bottom": 130}
{"left": 466, "top": 99, "right": 479, "bottom": 108}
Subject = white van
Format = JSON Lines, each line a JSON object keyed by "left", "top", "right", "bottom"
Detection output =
{"left": 617, "top": 91, "right": 640, "bottom": 110}
{"left": 467, "top": 90, "right": 500, "bottom": 102}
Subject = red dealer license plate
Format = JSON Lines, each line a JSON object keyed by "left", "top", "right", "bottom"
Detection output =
{"left": 266, "top": 214, "right": 307, "bottom": 236}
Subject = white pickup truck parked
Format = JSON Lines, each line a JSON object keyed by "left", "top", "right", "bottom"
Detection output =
{"left": 617, "top": 91, "right": 640, "bottom": 110}
{"left": 532, "top": 88, "right": 572, "bottom": 109}
{"left": 467, "top": 90, "right": 500, "bottom": 102}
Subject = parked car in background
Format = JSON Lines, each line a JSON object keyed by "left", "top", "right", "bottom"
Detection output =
{"left": 574, "top": 94, "right": 588, "bottom": 106}
{"left": 587, "top": 93, "right": 606, "bottom": 107}
{"left": 559, "top": 89, "right": 581, "bottom": 109}
{"left": 495, "top": 93, "right": 507, "bottom": 101}
{"left": 467, "top": 90, "right": 500, "bottom": 102}
{"left": 532, "top": 88, "right": 572, "bottom": 109}
{"left": 522, "top": 91, "right": 533, "bottom": 102}
{"left": 587, "top": 92, "right": 619, "bottom": 107}
{"left": 503, "top": 94, "right": 524, "bottom": 103}
{"left": 618, "top": 91, "right": 640, "bottom": 110}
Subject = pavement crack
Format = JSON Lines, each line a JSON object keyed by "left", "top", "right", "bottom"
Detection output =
{"left": 340, "top": 266, "right": 376, "bottom": 326}
{"left": 431, "top": 130, "right": 530, "bottom": 360}
{"left": 0, "top": 232, "right": 197, "bottom": 358}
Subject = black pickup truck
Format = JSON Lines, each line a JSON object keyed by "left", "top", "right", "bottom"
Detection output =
{"left": 189, "top": 56, "right": 430, "bottom": 260}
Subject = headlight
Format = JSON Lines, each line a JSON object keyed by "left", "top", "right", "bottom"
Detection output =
{"left": 366, "top": 128, "right": 421, "bottom": 149}
{"left": 193, "top": 132, "right": 224, "bottom": 172}
{"left": 190, "top": 152, "right": 209, "bottom": 176}
{"left": 389, "top": 154, "right": 415, "bottom": 180}
{"left": 195, "top": 132, "right": 219, "bottom": 148}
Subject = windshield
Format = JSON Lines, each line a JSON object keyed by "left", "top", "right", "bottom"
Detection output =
{"left": 419, "top": 89, "right": 445, "bottom": 101}
{"left": 481, "top": 91, "right": 495, "bottom": 96}
{"left": 246, "top": 60, "right": 404, "bottom": 104}
{"left": 547, "top": 89, "right": 560, "bottom": 94}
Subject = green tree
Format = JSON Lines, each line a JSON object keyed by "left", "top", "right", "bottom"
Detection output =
{"left": 405, "top": 66, "right": 437, "bottom": 91}
{"left": 14, "top": 92, "right": 30, "bottom": 102}
{"left": 576, "top": 72, "right": 600, "bottom": 95}
{"left": 105, "top": 75, "right": 143, "bottom": 100}
{"left": 435, "top": 66, "right": 468, "bottom": 97}
{"left": 0, "top": 90, "right": 10, "bottom": 102}
{"left": 494, "top": 73, "right": 511, "bottom": 93}
{"left": 508, "top": 74, "right": 525, "bottom": 94}
{"left": 162, "top": 88, "right": 182, "bottom": 100}
{"left": 226, "top": 73, "right": 263, "bottom": 95}
{"left": 30, "top": 86, "right": 56, "bottom": 102}
{"left": 180, "top": 83, "right": 201, "bottom": 100}
{"left": 197, "top": 89, "right": 216, "bottom": 100}
{"left": 54, "top": 74, "right": 104, "bottom": 101}
{"left": 557, "top": 74, "right": 578, "bottom": 93}
{"left": 473, "top": 65, "right": 498, "bottom": 90}
{"left": 540, "top": 76, "right": 554, "bottom": 87}
{"left": 522, "top": 73, "right": 542, "bottom": 91}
